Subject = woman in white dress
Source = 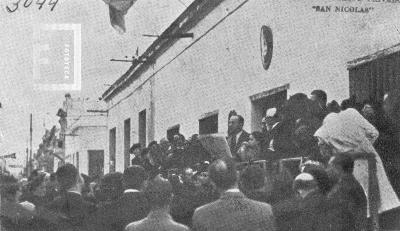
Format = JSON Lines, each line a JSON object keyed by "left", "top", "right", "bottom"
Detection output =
{"left": 314, "top": 108, "right": 400, "bottom": 216}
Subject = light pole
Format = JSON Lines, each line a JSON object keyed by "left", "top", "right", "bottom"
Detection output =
{"left": 28, "top": 114, "right": 33, "bottom": 176}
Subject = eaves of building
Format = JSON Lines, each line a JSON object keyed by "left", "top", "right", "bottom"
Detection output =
{"left": 347, "top": 42, "right": 400, "bottom": 70}
{"left": 101, "top": 0, "right": 226, "bottom": 102}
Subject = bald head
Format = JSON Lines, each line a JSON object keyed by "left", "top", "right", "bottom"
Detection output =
{"left": 208, "top": 157, "right": 237, "bottom": 190}
{"left": 293, "top": 173, "right": 318, "bottom": 198}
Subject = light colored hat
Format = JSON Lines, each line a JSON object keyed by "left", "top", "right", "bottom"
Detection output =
{"left": 293, "top": 173, "right": 317, "bottom": 191}
{"left": 265, "top": 108, "right": 277, "bottom": 118}
{"left": 295, "top": 172, "right": 314, "bottom": 181}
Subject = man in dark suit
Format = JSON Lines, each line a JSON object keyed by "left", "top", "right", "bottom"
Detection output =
{"left": 326, "top": 153, "right": 367, "bottom": 231}
{"left": 260, "top": 108, "right": 279, "bottom": 160}
{"left": 116, "top": 165, "right": 150, "bottom": 230}
{"left": 275, "top": 172, "right": 328, "bottom": 231}
{"left": 264, "top": 107, "right": 299, "bottom": 160}
{"left": 130, "top": 143, "right": 143, "bottom": 166}
{"left": 125, "top": 175, "right": 190, "bottom": 231}
{"left": 43, "top": 164, "right": 96, "bottom": 231}
{"left": 310, "top": 89, "right": 328, "bottom": 121}
{"left": 192, "top": 157, "right": 276, "bottom": 231}
{"left": 227, "top": 115, "right": 250, "bottom": 160}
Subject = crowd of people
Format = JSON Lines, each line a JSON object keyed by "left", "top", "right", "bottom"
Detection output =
{"left": 1, "top": 89, "right": 400, "bottom": 231}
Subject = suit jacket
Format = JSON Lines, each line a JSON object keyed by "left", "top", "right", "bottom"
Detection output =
{"left": 266, "top": 121, "right": 299, "bottom": 160}
{"left": 0, "top": 200, "right": 38, "bottom": 231}
{"left": 227, "top": 130, "right": 250, "bottom": 159}
{"left": 125, "top": 211, "right": 190, "bottom": 231}
{"left": 131, "top": 156, "right": 143, "bottom": 166}
{"left": 44, "top": 191, "right": 96, "bottom": 231}
{"left": 326, "top": 174, "right": 367, "bottom": 231}
{"left": 95, "top": 199, "right": 120, "bottom": 231}
{"left": 117, "top": 191, "right": 150, "bottom": 230}
{"left": 288, "top": 191, "right": 329, "bottom": 231}
{"left": 192, "top": 190, "right": 275, "bottom": 231}
{"left": 273, "top": 190, "right": 341, "bottom": 231}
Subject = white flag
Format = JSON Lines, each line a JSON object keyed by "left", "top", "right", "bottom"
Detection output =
{"left": 103, "top": 0, "right": 138, "bottom": 34}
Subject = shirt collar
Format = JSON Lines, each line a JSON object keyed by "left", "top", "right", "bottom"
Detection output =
{"left": 147, "top": 209, "right": 172, "bottom": 220}
{"left": 225, "top": 188, "right": 240, "bottom": 193}
{"left": 124, "top": 189, "right": 140, "bottom": 193}
{"left": 221, "top": 188, "right": 245, "bottom": 200}
{"left": 236, "top": 130, "right": 243, "bottom": 141}
{"left": 67, "top": 190, "right": 81, "bottom": 196}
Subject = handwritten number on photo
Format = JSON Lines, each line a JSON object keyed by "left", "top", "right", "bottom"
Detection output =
{"left": 6, "top": 0, "right": 21, "bottom": 13}
{"left": 36, "top": 0, "right": 46, "bottom": 10}
{"left": 24, "top": 0, "right": 33, "bottom": 8}
{"left": 48, "top": 0, "right": 58, "bottom": 11}
{"left": 6, "top": 0, "right": 57, "bottom": 12}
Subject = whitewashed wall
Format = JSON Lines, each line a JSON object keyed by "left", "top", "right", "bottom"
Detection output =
{"left": 106, "top": 0, "right": 400, "bottom": 171}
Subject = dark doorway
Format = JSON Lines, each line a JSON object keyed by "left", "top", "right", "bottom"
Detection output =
{"left": 139, "top": 110, "right": 146, "bottom": 147}
{"left": 250, "top": 85, "right": 288, "bottom": 132}
{"left": 349, "top": 52, "right": 400, "bottom": 104}
{"left": 199, "top": 113, "right": 218, "bottom": 135}
{"left": 109, "top": 127, "right": 116, "bottom": 172}
{"left": 88, "top": 150, "right": 104, "bottom": 178}
{"left": 124, "top": 118, "right": 131, "bottom": 169}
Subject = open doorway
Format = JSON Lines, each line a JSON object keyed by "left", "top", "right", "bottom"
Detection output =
{"left": 124, "top": 118, "right": 131, "bottom": 169}
{"left": 250, "top": 84, "right": 289, "bottom": 132}
{"left": 88, "top": 150, "right": 104, "bottom": 178}
{"left": 199, "top": 111, "right": 218, "bottom": 135}
{"left": 139, "top": 110, "right": 147, "bottom": 147}
{"left": 109, "top": 127, "right": 116, "bottom": 173}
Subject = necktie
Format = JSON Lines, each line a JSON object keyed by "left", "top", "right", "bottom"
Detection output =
{"left": 231, "top": 134, "right": 237, "bottom": 153}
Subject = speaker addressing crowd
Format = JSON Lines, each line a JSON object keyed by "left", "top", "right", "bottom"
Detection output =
{"left": 1, "top": 89, "right": 400, "bottom": 231}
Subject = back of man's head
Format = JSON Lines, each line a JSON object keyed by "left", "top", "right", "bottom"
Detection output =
{"left": 145, "top": 175, "right": 173, "bottom": 209}
{"left": 148, "top": 141, "right": 158, "bottom": 149}
{"left": 208, "top": 157, "right": 237, "bottom": 191}
{"left": 123, "top": 165, "right": 146, "bottom": 190}
{"left": 240, "top": 165, "right": 266, "bottom": 191}
{"left": 56, "top": 163, "right": 79, "bottom": 191}
{"left": 129, "top": 143, "right": 142, "bottom": 154}
{"left": 330, "top": 153, "right": 354, "bottom": 174}
{"left": 303, "top": 166, "right": 331, "bottom": 194}
{"left": 148, "top": 144, "right": 164, "bottom": 166}
{"left": 311, "top": 90, "right": 327, "bottom": 105}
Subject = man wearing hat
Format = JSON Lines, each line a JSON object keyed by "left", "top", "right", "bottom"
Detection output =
{"left": 130, "top": 143, "right": 143, "bottom": 166}
{"left": 264, "top": 107, "right": 299, "bottom": 160}
{"left": 261, "top": 108, "right": 279, "bottom": 158}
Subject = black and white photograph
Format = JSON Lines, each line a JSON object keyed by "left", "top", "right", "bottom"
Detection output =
{"left": 1, "top": 0, "right": 400, "bottom": 230}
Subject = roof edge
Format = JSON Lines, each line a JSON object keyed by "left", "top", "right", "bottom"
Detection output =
{"left": 347, "top": 43, "right": 400, "bottom": 70}
{"left": 102, "top": 0, "right": 226, "bottom": 102}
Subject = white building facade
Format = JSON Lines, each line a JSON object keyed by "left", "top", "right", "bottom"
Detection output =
{"left": 55, "top": 96, "right": 107, "bottom": 177}
{"left": 102, "top": 0, "right": 400, "bottom": 173}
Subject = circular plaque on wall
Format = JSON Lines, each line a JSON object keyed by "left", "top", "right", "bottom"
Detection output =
{"left": 260, "top": 25, "right": 273, "bottom": 70}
